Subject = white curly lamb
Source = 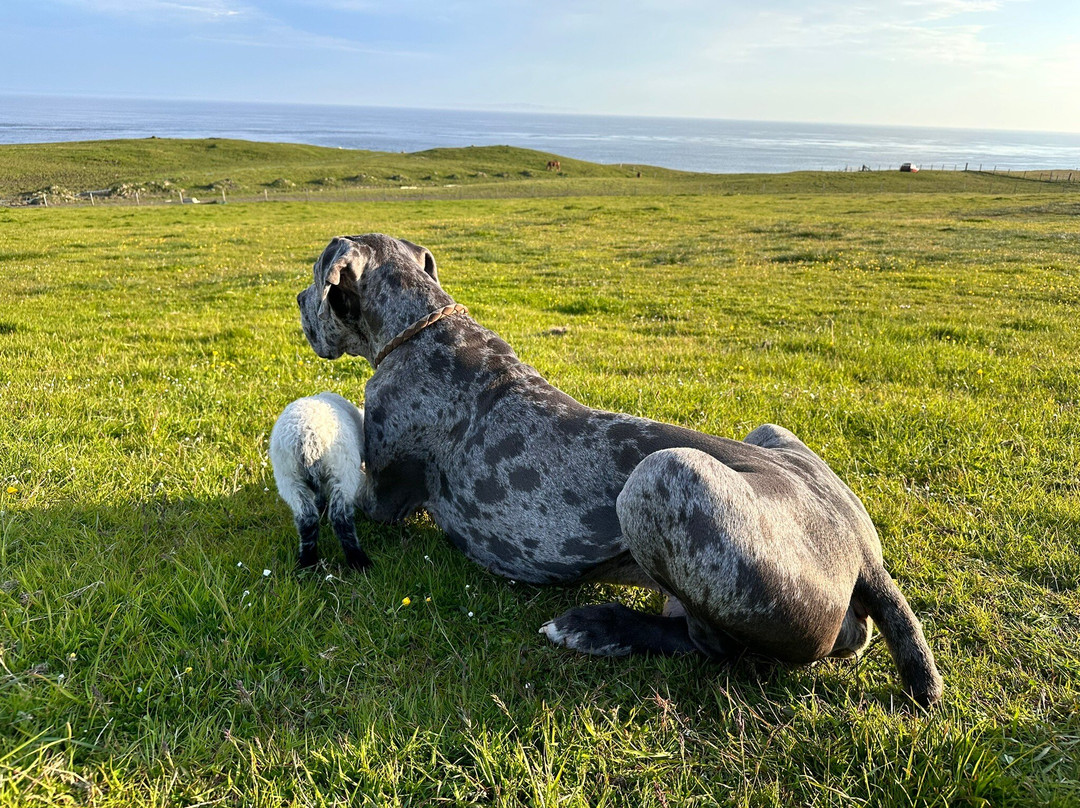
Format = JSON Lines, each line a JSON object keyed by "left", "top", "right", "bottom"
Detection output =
{"left": 269, "top": 392, "right": 370, "bottom": 569}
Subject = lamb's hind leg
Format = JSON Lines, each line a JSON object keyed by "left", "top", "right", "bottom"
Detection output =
{"left": 328, "top": 490, "right": 371, "bottom": 570}
{"left": 327, "top": 451, "right": 372, "bottom": 570}
{"left": 292, "top": 493, "right": 321, "bottom": 568}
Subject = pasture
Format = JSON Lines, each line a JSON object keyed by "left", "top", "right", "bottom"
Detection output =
{"left": 1, "top": 172, "right": 1079, "bottom": 805}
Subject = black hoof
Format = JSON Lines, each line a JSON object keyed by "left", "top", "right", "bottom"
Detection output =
{"left": 343, "top": 547, "right": 372, "bottom": 571}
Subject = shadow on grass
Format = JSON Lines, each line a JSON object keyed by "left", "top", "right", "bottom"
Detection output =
{"left": 1, "top": 484, "right": 931, "bottom": 785}
{"left": 1, "top": 481, "right": 918, "bottom": 705}
{"left": 5, "top": 485, "right": 1044, "bottom": 804}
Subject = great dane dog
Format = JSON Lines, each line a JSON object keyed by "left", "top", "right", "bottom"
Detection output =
{"left": 296, "top": 233, "right": 943, "bottom": 707}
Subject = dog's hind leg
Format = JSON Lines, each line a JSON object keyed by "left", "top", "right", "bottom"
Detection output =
{"left": 828, "top": 601, "right": 872, "bottom": 659}
{"left": 540, "top": 447, "right": 770, "bottom": 662}
{"left": 613, "top": 447, "right": 854, "bottom": 664}
{"left": 539, "top": 603, "right": 705, "bottom": 657}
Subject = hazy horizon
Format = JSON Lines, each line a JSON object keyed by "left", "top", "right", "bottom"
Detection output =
{"left": 5, "top": 90, "right": 1079, "bottom": 138}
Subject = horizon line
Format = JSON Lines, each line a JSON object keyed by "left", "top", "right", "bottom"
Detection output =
{"left": 3, "top": 90, "right": 1080, "bottom": 138}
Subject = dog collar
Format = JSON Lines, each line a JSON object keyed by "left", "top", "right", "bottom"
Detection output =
{"left": 373, "top": 303, "right": 469, "bottom": 368}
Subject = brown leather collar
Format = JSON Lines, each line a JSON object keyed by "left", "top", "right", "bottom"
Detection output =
{"left": 372, "top": 303, "right": 469, "bottom": 368}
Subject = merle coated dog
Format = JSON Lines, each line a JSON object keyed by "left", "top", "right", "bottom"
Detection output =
{"left": 295, "top": 233, "right": 943, "bottom": 707}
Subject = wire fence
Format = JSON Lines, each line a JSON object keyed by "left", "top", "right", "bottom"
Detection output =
{"left": 839, "top": 163, "right": 1078, "bottom": 179}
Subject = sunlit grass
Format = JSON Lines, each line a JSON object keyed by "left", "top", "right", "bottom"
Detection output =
{"left": 1, "top": 182, "right": 1079, "bottom": 805}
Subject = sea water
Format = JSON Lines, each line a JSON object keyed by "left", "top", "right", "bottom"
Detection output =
{"left": 2, "top": 94, "right": 1079, "bottom": 174}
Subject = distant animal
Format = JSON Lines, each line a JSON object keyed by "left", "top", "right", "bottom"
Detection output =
{"left": 295, "top": 233, "right": 943, "bottom": 708}
{"left": 546, "top": 160, "right": 561, "bottom": 172}
{"left": 270, "top": 392, "right": 370, "bottom": 569}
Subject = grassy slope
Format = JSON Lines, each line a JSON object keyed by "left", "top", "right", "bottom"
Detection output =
{"left": 0, "top": 180, "right": 1079, "bottom": 805}
{"left": 0, "top": 138, "right": 1070, "bottom": 204}
{"left": 0, "top": 139, "right": 671, "bottom": 201}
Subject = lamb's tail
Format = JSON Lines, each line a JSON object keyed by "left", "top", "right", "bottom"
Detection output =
{"left": 854, "top": 565, "right": 943, "bottom": 708}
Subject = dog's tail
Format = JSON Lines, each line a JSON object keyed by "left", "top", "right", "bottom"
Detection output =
{"left": 854, "top": 564, "right": 943, "bottom": 708}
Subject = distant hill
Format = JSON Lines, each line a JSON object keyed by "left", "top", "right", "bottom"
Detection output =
{"left": 1, "top": 138, "right": 1074, "bottom": 205}
{"left": 0, "top": 138, "right": 677, "bottom": 204}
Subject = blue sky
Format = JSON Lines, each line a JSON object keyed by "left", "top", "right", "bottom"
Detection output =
{"left": 2, "top": 0, "right": 1078, "bottom": 132}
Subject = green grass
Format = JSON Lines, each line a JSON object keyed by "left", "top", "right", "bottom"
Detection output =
{"left": 0, "top": 139, "right": 671, "bottom": 204}
{"left": 1, "top": 157, "right": 1079, "bottom": 805}
{"left": 2, "top": 138, "right": 1074, "bottom": 206}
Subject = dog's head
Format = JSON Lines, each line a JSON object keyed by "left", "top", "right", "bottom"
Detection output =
{"left": 297, "top": 233, "right": 441, "bottom": 364}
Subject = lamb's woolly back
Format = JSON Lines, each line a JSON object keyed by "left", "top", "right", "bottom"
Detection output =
{"left": 270, "top": 392, "right": 363, "bottom": 466}
{"left": 270, "top": 392, "right": 369, "bottom": 569}
{"left": 273, "top": 397, "right": 336, "bottom": 468}
{"left": 270, "top": 393, "right": 364, "bottom": 497}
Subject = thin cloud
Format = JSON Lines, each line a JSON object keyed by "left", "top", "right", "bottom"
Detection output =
{"left": 902, "top": 0, "right": 1006, "bottom": 21}
{"left": 49, "top": 0, "right": 426, "bottom": 56}
{"left": 55, "top": 0, "right": 248, "bottom": 19}
{"left": 194, "top": 27, "right": 429, "bottom": 58}
{"left": 700, "top": 2, "right": 1009, "bottom": 66}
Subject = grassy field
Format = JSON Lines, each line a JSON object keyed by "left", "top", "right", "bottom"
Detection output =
{"left": 1, "top": 151, "right": 1079, "bottom": 805}
{"left": 0, "top": 139, "right": 671, "bottom": 204}
{"left": 2, "top": 138, "right": 1073, "bottom": 206}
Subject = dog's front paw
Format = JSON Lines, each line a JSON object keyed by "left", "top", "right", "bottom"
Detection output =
{"left": 539, "top": 604, "right": 636, "bottom": 657}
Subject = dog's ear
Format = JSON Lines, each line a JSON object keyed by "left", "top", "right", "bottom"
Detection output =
{"left": 400, "top": 239, "right": 438, "bottom": 283}
{"left": 315, "top": 237, "right": 372, "bottom": 319}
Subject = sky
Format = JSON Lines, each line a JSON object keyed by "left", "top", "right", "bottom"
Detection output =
{"left": 1, "top": 0, "right": 1078, "bottom": 132}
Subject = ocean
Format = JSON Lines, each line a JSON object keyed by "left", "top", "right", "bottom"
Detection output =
{"left": 3, "top": 94, "right": 1080, "bottom": 174}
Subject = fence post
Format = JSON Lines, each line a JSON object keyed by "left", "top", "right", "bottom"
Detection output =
{"left": 178, "top": 190, "right": 183, "bottom": 204}
{"left": 135, "top": 190, "right": 140, "bottom": 206}
{"left": 43, "top": 193, "right": 48, "bottom": 207}
{"left": 90, "top": 192, "right": 95, "bottom": 206}
{"left": 264, "top": 189, "right": 268, "bottom": 201}
{"left": 222, "top": 189, "right": 227, "bottom": 204}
